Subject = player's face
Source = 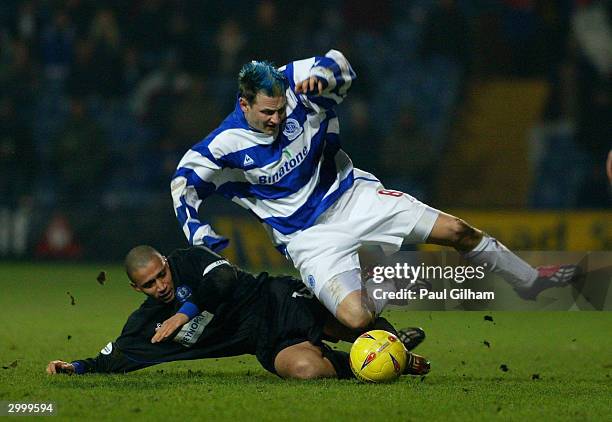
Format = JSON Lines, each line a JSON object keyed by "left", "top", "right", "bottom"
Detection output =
{"left": 240, "top": 93, "right": 286, "bottom": 136}
{"left": 130, "top": 255, "right": 175, "bottom": 303}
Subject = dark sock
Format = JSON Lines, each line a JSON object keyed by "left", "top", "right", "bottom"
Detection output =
{"left": 321, "top": 344, "right": 353, "bottom": 379}
{"left": 372, "top": 317, "right": 398, "bottom": 336}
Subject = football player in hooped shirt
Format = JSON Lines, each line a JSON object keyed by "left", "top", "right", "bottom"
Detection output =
{"left": 171, "top": 50, "right": 579, "bottom": 335}
{"left": 46, "top": 245, "right": 430, "bottom": 379}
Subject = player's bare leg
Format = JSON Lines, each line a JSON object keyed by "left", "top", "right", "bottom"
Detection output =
{"left": 324, "top": 309, "right": 426, "bottom": 355}
{"left": 274, "top": 341, "right": 337, "bottom": 379}
{"left": 323, "top": 308, "right": 391, "bottom": 341}
{"left": 335, "top": 290, "right": 374, "bottom": 330}
{"left": 424, "top": 212, "right": 482, "bottom": 251}
{"left": 323, "top": 309, "right": 363, "bottom": 341}
{"left": 331, "top": 282, "right": 398, "bottom": 331}
{"left": 315, "top": 269, "right": 378, "bottom": 331}
{"left": 321, "top": 266, "right": 427, "bottom": 352}
{"left": 425, "top": 212, "right": 580, "bottom": 299}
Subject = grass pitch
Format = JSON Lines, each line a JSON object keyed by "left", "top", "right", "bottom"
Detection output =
{"left": 0, "top": 263, "right": 610, "bottom": 421}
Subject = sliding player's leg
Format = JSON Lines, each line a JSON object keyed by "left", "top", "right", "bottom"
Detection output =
{"left": 274, "top": 341, "right": 338, "bottom": 379}
{"left": 323, "top": 309, "right": 426, "bottom": 357}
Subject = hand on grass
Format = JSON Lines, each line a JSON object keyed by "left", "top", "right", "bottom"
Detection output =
{"left": 46, "top": 360, "right": 75, "bottom": 375}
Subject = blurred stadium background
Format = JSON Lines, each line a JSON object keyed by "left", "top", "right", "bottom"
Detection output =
{"left": 0, "top": 0, "right": 610, "bottom": 268}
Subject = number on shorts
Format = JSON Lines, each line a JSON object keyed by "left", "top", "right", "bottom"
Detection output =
{"left": 377, "top": 189, "right": 403, "bottom": 197}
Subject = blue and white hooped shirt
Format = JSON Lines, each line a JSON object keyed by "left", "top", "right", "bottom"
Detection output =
{"left": 172, "top": 50, "right": 357, "bottom": 255}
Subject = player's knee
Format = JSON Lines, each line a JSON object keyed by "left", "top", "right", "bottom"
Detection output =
{"left": 337, "top": 306, "right": 374, "bottom": 331}
{"left": 285, "top": 358, "right": 324, "bottom": 380}
{"left": 334, "top": 290, "right": 375, "bottom": 331}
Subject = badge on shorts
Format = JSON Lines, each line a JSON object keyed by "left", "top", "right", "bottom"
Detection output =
{"left": 307, "top": 275, "right": 316, "bottom": 289}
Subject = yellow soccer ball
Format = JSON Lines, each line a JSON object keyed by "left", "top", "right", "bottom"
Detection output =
{"left": 349, "top": 330, "right": 407, "bottom": 383}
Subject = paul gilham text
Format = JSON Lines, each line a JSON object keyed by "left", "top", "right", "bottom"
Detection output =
{"left": 372, "top": 288, "right": 495, "bottom": 301}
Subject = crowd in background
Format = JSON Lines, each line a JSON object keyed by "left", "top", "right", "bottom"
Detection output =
{"left": 0, "top": 0, "right": 610, "bottom": 212}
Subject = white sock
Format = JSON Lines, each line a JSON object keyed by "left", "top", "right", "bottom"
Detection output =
{"left": 364, "top": 276, "right": 395, "bottom": 315}
{"left": 463, "top": 236, "right": 538, "bottom": 289}
{"left": 318, "top": 269, "right": 361, "bottom": 317}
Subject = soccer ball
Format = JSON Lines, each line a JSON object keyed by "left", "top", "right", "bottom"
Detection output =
{"left": 349, "top": 330, "right": 407, "bottom": 383}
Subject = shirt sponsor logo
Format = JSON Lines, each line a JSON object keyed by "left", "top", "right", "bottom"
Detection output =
{"left": 176, "top": 285, "right": 193, "bottom": 303}
{"left": 173, "top": 312, "right": 214, "bottom": 347}
{"left": 258, "top": 145, "right": 309, "bottom": 185}
{"left": 100, "top": 342, "right": 113, "bottom": 355}
{"left": 283, "top": 118, "right": 303, "bottom": 141}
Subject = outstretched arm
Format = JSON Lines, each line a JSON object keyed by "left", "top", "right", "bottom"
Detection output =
{"left": 171, "top": 149, "right": 229, "bottom": 251}
{"left": 46, "top": 299, "right": 179, "bottom": 375}
{"left": 45, "top": 342, "right": 156, "bottom": 375}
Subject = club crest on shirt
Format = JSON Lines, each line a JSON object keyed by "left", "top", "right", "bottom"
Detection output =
{"left": 283, "top": 118, "right": 303, "bottom": 141}
{"left": 308, "top": 275, "right": 316, "bottom": 288}
{"left": 176, "top": 285, "right": 192, "bottom": 303}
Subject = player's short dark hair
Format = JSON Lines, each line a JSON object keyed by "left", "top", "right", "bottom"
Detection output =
{"left": 125, "top": 245, "right": 161, "bottom": 282}
{"left": 238, "top": 61, "right": 288, "bottom": 104}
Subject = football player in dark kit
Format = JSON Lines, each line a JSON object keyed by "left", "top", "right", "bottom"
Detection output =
{"left": 46, "top": 245, "right": 430, "bottom": 379}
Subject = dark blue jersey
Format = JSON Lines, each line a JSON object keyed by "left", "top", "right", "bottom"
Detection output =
{"left": 70, "top": 246, "right": 329, "bottom": 374}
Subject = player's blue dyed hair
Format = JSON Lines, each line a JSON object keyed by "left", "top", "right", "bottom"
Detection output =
{"left": 238, "top": 61, "right": 289, "bottom": 104}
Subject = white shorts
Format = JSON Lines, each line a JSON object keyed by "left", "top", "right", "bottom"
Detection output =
{"left": 286, "top": 170, "right": 440, "bottom": 310}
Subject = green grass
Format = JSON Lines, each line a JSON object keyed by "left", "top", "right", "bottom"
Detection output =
{"left": 1, "top": 263, "right": 611, "bottom": 421}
